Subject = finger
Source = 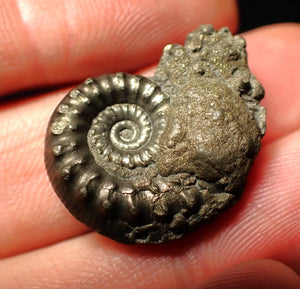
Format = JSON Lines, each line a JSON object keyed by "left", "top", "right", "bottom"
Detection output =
{"left": 197, "top": 259, "right": 300, "bottom": 289}
{"left": 0, "top": 128, "right": 300, "bottom": 289}
{"left": 1, "top": 24, "right": 300, "bottom": 258}
{"left": 0, "top": 126, "right": 299, "bottom": 287}
{"left": 0, "top": 0, "right": 238, "bottom": 96}
{"left": 244, "top": 23, "right": 300, "bottom": 143}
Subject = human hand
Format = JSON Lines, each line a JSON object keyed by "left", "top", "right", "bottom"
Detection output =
{"left": 0, "top": 0, "right": 299, "bottom": 288}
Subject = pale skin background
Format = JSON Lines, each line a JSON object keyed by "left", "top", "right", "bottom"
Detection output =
{"left": 0, "top": 0, "right": 299, "bottom": 288}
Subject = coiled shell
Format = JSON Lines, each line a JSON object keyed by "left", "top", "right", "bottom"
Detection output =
{"left": 45, "top": 25, "right": 266, "bottom": 244}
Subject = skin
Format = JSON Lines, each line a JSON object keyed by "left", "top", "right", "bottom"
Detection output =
{"left": 0, "top": 0, "right": 299, "bottom": 288}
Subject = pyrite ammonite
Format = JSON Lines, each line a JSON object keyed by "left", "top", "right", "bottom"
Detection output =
{"left": 45, "top": 25, "right": 266, "bottom": 244}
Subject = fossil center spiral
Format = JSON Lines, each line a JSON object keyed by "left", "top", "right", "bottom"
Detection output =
{"left": 108, "top": 105, "right": 152, "bottom": 151}
{"left": 88, "top": 102, "right": 159, "bottom": 176}
{"left": 112, "top": 121, "right": 137, "bottom": 143}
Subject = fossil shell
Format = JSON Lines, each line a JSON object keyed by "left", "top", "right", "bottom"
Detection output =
{"left": 45, "top": 25, "right": 266, "bottom": 244}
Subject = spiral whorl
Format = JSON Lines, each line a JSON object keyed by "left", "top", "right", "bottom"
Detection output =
{"left": 87, "top": 75, "right": 167, "bottom": 177}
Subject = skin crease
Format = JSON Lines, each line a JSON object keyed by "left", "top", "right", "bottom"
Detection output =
{"left": 0, "top": 0, "right": 299, "bottom": 288}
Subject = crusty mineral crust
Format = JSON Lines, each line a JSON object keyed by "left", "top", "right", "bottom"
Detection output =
{"left": 154, "top": 25, "right": 266, "bottom": 135}
{"left": 154, "top": 24, "right": 266, "bottom": 195}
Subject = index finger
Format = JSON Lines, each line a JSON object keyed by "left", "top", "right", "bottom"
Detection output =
{"left": 0, "top": 0, "right": 238, "bottom": 96}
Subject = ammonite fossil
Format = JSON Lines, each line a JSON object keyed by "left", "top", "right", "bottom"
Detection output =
{"left": 45, "top": 25, "right": 266, "bottom": 244}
